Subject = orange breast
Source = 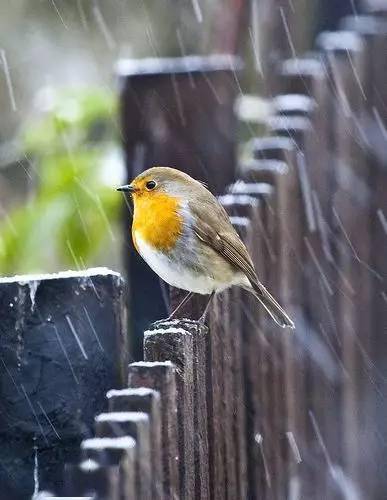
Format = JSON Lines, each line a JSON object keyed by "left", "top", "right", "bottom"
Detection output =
{"left": 132, "top": 192, "right": 183, "bottom": 252}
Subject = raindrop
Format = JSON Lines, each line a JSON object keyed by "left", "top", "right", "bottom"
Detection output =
{"left": 65, "top": 315, "right": 88, "bottom": 360}
{"left": 0, "top": 49, "right": 17, "bottom": 111}
{"left": 279, "top": 7, "right": 297, "bottom": 58}
{"left": 92, "top": 2, "right": 116, "bottom": 50}
{"left": 32, "top": 443, "right": 39, "bottom": 499}
{"left": 286, "top": 431, "right": 302, "bottom": 463}
{"left": 52, "top": 324, "right": 79, "bottom": 385}
{"left": 49, "top": 0, "right": 69, "bottom": 30}
{"left": 191, "top": 0, "right": 203, "bottom": 23}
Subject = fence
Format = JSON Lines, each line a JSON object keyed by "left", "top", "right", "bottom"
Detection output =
{"left": 2, "top": 5, "right": 387, "bottom": 500}
{"left": 59, "top": 8, "right": 387, "bottom": 499}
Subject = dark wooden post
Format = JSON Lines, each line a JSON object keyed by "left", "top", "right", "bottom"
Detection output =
{"left": 278, "top": 56, "right": 341, "bottom": 498}
{"left": 65, "top": 460, "right": 120, "bottom": 500}
{"left": 241, "top": 154, "right": 312, "bottom": 498}
{"left": 143, "top": 322, "right": 194, "bottom": 500}
{"left": 80, "top": 437, "right": 137, "bottom": 500}
{"left": 226, "top": 180, "right": 277, "bottom": 499}
{"left": 220, "top": 194, "right": 262, "bottom": 500}
{"left": 339, "top": 15, "right": 387, "bottom": 498}
{"left": 254, "top": 0, "right": 311, "bottom": 96}
{"left": 317, "top": 31, "right": 371, "bottom": 496}
{"left": 205, "top": 286, "right": 237, "bottom": 500}
{"left": 106, "top": 388, "right": 163, "bottom": 500}
{"left": 206, "top": 294, "right": 226, "bottom": 500}
{"left": 147, "top": 319, "right": 210, "bottom": 500}
{"left": 95, "top": 412, "right": 151, "bottom": 500}
{"left": 276, "top": 59, "right": 338, "bottom": 497}
{"left": 266, "top": 112, "right": 333, "bottom": 498}
{"left": 246, "top": 137, "right": 308, "bottom": 496}
{"left": 118, "top": 55, "right": 241, "bottom": 358}
{"left": 0, "top": 269, "right": 128, "bottom": 499}
{"left": 365, "top": 16, "right": 387, "bottom": 500}
{"left": 127, "top": 361, "right": 179, "bottom": 499}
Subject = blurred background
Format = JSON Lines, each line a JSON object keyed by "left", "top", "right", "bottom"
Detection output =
{"left": 0, "top": 0, "right": 357, "bottom": 278}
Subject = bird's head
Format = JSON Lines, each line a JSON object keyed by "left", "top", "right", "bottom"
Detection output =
{"left": 117, "top": 166, "right": 204, "bottom": 201}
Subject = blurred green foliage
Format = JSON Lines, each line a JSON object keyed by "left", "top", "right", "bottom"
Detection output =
{"left": 0, "top": 88, "right": 122, "bottom": 275}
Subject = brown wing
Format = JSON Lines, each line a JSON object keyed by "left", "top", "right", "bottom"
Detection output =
{"left": 189, "top": 199, "right": 259, "bottom": 288}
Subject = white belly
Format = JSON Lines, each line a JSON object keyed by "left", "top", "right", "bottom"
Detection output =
{"left": 135, "top": 233, "right": 219, "bottom": 294}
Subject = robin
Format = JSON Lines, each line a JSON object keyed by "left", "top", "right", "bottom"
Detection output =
{"left": 117, "top": 166, "right": 294, "bottom": 329}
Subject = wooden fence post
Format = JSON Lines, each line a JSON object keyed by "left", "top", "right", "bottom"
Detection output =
{"left": 206, "top": 295, "right": 227, "bottom": 500}
{"left": 118, "top": 55, "right": 241, "bottom": 358}
{"left": 227, "top": 180, "right": 280, "bottom": 499}
{"left": 127, "top": 361, "right": 180, "bottom": 499}
{"left": 317, "top": 30, "right": 370, "bottom": 497}
{"left": 0, "top": 269, "right": 127, "bottom": 499}
{"left": 106, "top": 388, "right": 163, "bottom": 499}
{"left": 65, "top": 460, "right": 120, "bottom": 500}
{"left": 336, "top": 16, "right": 387, "bottom": 498}
{"left": 266, "top": 111, "right": 333, "bottom": 498}
{"left": 143, "top": 323, "right": 194, "bottom": 500}
{"left": 278, "top": 57, "right": 342, "bottom": 498}
{"left": 241, "top": 153, "right": 315, "bottom": 498}
{"left": 246, "top": 137, "right": 308, "bottom": 497}
{"left": 147, "top": 319, "right": 211, "bottom": 500}
{"left": 220, "top": 196, "right": 261, "bottom": 500}
{"left": 80, "top": 437, "right": 137, "bottom": 500}
{"left": 209, "top": 288, "right": 237, "bottom": 500}
{"left": 94, "top": 412, "right": 151, "bottom": 500}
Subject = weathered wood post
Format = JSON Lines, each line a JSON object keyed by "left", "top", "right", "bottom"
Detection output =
{"left": 340, "top": 13, "right": 387, "bottom": 498}
{"left": 219, "top": 195, "right": 259, "bottom": 500}
{"left": 65, "top": 460, "right": 120, "bottom": 500}
{"left": 95, "top": 412, "right": 151, "bottom": 500}
{"left": 80, "top": 437, "right": 137, "bottom": 500}
{"left": 317, "top": 30, "right": 370, "bottom": 497}
{"left": 146, "top": 319, "right": 210, "bottom": 500}
{"left": 246, "top": 137, "right": 308, "bottom": 496}
{"left": 275, "top": 60, "right": 339, "bottom": 498}
{"left": 266, "top": 111, "right": 332, "bottom": 498}
{"left": 241, "top": 153, "right": 308, "bottom": 498}
{"left": 143, "top": 322, "right": 195, "bottom": 500}
{"left": 281, "top": 54, "right": 342, "bottom": 496}
{"left": 0, "top": 268, "right": 128, "bottom": 499}
{"left": 106, "top": 388, "right": 163, "bottom": 499}
{"left": 127, "top": 361, "right": 179, "bottom": 499}
{"left": 226, "top": 180, "right": 278, "bottom": 499}
{"left": 117, "top": 55, "right": 241, "bottom": 357}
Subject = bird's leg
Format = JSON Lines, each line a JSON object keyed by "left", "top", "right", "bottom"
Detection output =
{"left": 167, "top": 291, "right": 195, "bottom": 321}
{"left": 198, "top": 291, "right": 215, "bottom": 324}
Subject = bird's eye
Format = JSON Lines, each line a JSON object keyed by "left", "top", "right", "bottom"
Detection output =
{"left": 146, "top": 180, "right": 157, "bottom": 190}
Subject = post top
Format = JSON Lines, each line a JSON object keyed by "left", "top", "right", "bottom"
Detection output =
{"left": 81, "top": 436, "right": 136, "bottom": 450}
{"left": 228, "top": 181, "right": 274, "bottom": 196}
{"left": 218, "top": 193, "right": 259, "bottom": 208}
{"left": 106, "top": 387, "right": 159, "bottom": 399}
{"left": 0, "top": 267, "right": 121, "bottom": 285}
{"left": 116, "top": 54, "right": 243, "bottom": 78}
{"left": 241, "top": 158, "right": 289, "bottom": 176}
{"left": 281, "top": 57, "right": 324, "bottom": 77}
{"left": 267, "top": 115, "right": 312, "bottom": 133}
{"left": 248, "top": 136, "right": 295, "bottom": 153}
{"left": 272, "top": 94, "right": 317, "bottom": 115}
{"left": 316, "top": 30, "right": 364, "bottom": 53}
{"left": 95, "top": 411, "right": 149, "bottom": 423}
{"left": 340, "top": 14, "right": 387, "bottom": 35}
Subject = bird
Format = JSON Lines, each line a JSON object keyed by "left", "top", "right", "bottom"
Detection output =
{"left": 117, "top": 166, "right": 295, "bottom": 329}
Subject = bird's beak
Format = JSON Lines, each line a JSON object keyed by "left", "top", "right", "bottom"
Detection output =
{"left": 116, "top": 184, "right": 136, "bottom": 193}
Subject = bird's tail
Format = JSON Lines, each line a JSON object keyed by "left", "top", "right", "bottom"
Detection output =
{"left": 250, "top": 281, "right": 295, "bottom": 329}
